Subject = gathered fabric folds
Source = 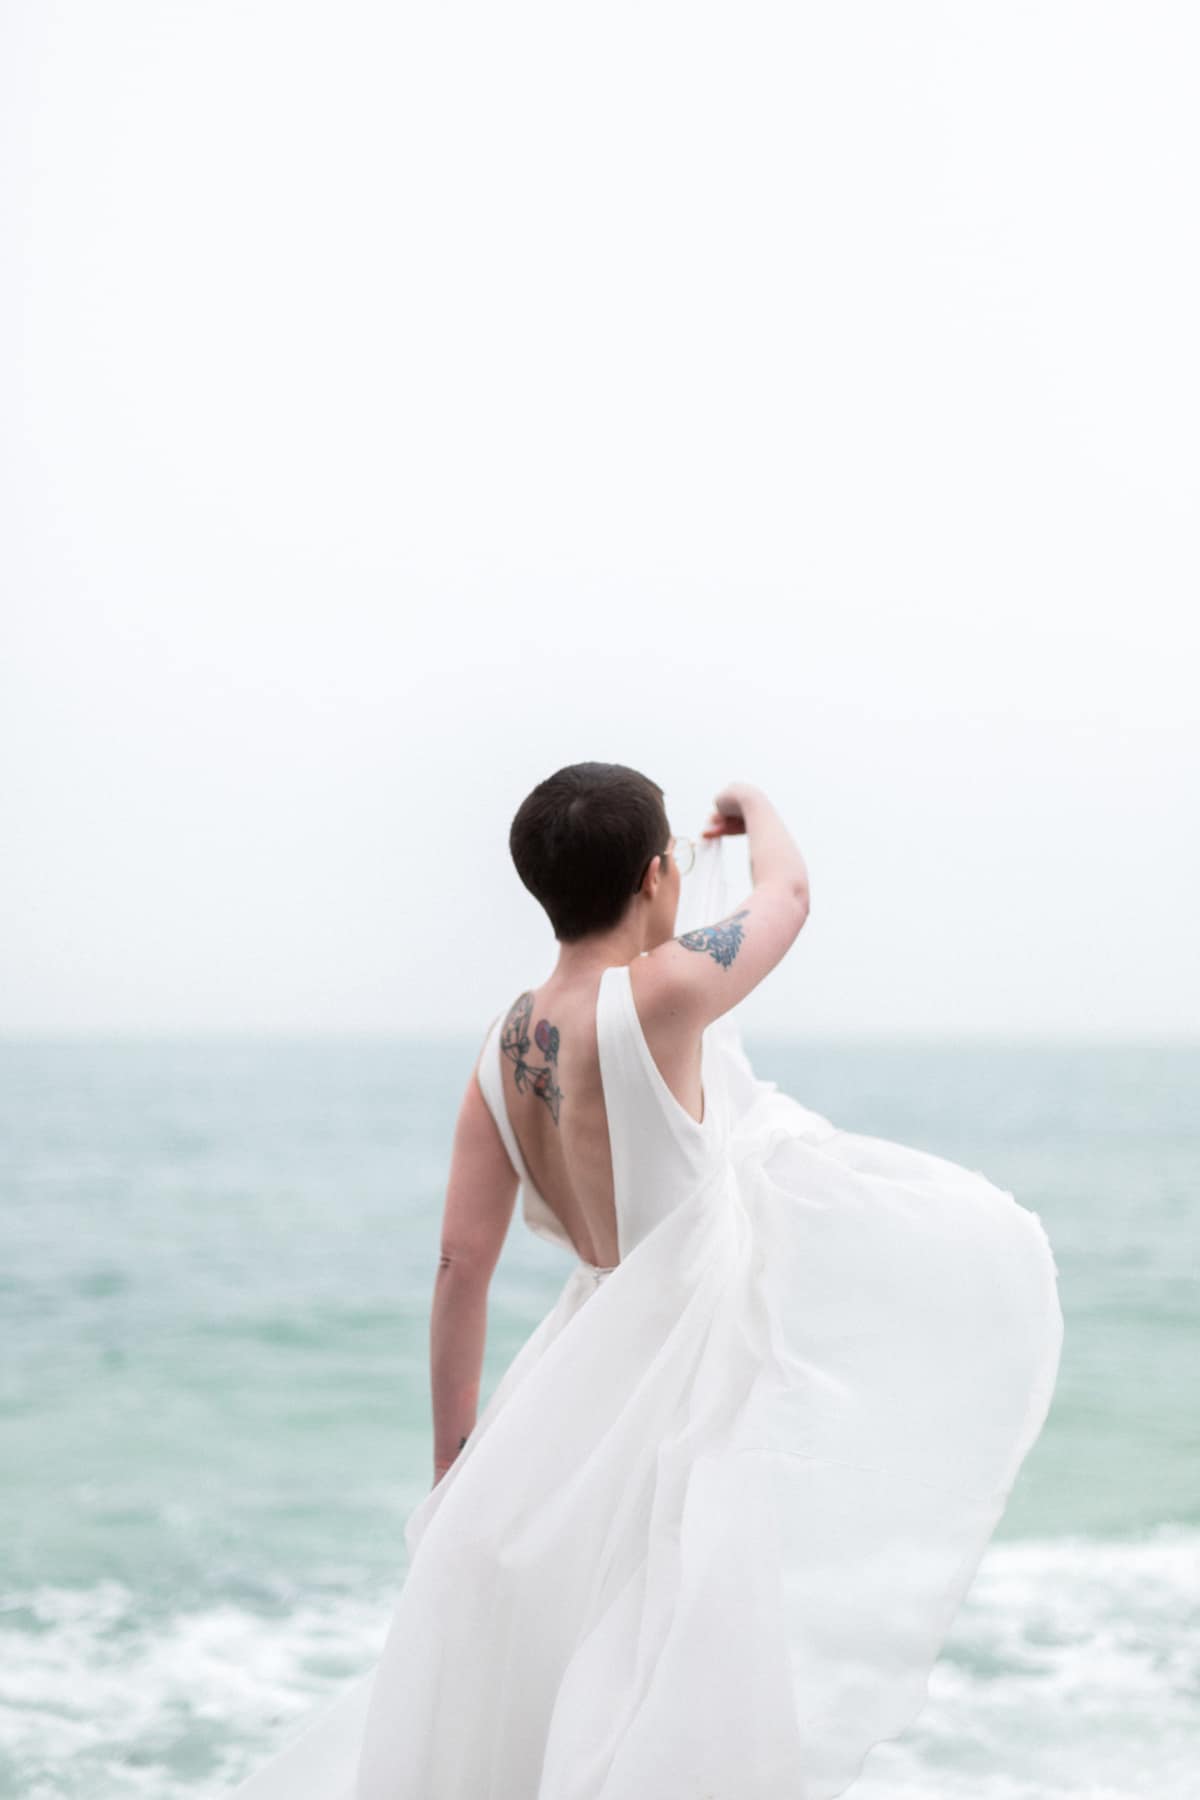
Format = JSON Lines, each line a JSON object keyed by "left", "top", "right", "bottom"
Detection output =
{"left": 230, "top": 839, "right": 1063, "bottom": 1799}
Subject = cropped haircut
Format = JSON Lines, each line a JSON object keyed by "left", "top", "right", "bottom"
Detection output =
{"left": 509, "top": 763, "right": 670, "bottom": 943}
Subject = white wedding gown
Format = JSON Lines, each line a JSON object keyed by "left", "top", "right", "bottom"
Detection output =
{"left": 229, "top": 840, "right": 1063, "bottom": 1799}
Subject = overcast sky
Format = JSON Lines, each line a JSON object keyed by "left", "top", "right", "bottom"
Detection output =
{"left": 3, "top": 2, "right": 1196, "bottom": 1040}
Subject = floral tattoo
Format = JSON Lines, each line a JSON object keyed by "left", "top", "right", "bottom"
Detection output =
{"left": 501, "top": 991, "right": 564, "bottom": 1124}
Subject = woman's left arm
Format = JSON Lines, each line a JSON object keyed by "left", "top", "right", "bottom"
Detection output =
{"left": 429, "top": 1052, "right": 519, "bottom": 1485}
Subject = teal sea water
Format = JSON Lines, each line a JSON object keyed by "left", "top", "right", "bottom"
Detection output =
{"left": 1, "top": 1036, "right": 1196, "bottom": 1797}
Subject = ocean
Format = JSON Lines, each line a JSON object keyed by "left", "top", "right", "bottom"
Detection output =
{"left": 1, "top": 1036, "right": 1196, "bottom": 1797}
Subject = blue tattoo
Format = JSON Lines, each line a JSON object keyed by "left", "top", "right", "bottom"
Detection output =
{"left": 677, "top": 908, "right": 751, "bottom": 969}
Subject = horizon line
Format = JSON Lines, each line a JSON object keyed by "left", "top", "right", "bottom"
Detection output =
{"left": 1, "top": 1028, "right": 1197, "bottom": 1049}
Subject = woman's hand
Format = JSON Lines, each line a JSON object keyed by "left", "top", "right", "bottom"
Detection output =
{"left": 701, "top": 781, "right": 761, "bottom": 839}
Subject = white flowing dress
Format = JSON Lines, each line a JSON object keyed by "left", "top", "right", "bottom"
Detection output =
{"left": 229, "top": 839, "right": 1064, "bottom": 1799}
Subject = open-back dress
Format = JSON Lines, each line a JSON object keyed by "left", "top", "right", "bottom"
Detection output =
{"left": 230, "top": 838, "right": 1063, "bottom": 1799}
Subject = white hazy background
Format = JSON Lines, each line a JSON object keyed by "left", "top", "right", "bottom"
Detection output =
{"left": 2, "top": 1, "right": 1196, "bottom": 1041}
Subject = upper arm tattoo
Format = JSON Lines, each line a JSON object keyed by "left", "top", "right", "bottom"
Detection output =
{"left": 676, "top": 908, "right": 751, "bottom": 969}
{"left": 500, "top": 991, "right": 564, "bottom": 1124}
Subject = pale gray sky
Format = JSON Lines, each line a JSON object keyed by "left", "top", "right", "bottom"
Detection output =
{"left": 3, "top": 2, "right": 1196, "bottom": 1039}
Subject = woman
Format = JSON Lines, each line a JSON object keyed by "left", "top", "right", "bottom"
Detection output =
{"left": 231, "top": 762, "right": 1063, "bottom": 1799}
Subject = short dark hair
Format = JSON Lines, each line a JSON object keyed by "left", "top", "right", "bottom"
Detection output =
{"left": 509, "top": 762, "right": 670, "bottom": 942}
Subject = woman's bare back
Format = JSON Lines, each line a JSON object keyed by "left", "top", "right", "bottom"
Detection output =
{"left": 497, "top": 961, "right": 706, "bottom": 1268}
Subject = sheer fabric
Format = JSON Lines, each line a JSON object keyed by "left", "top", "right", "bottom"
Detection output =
{"left": 230, "top": 839, "right": 1063, "bottom": 1798}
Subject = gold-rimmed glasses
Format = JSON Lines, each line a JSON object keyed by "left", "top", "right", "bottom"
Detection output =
{"left": 634, "top": 835, "right": 697, "bottom": 892}
{"left": 673, "top": 836, "right": 697, "bottom": 876}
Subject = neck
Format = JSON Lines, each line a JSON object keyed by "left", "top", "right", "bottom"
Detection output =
{"left": 550, "top": 918, "right": 651, "bottom": 984}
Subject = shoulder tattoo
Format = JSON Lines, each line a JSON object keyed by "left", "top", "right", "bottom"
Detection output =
{"left": 676, "top": 907, "right": 751, "bottom": 969}
{"left": 500, "top": 991, "right": 564, "bottom": 1124}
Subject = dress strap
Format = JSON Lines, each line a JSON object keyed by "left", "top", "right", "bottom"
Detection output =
{"left": 596, "top": 964, "right": 719, "bottom": 1257}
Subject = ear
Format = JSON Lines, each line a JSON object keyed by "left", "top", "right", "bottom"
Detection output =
{"left": 641, "top": 851, "right": 664, "bottom": 900}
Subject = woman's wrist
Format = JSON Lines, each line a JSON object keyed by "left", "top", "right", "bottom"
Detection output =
{"left": 432, "top": 1431, "right": 470, "bottom": 1483}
